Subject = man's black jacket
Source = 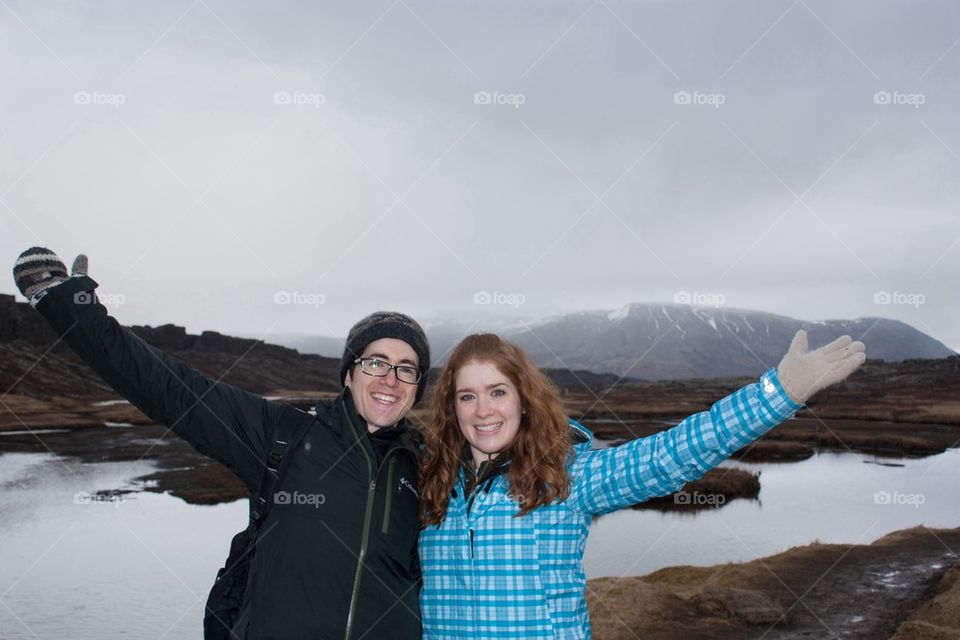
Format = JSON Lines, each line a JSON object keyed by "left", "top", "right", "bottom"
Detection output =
{"left": 37, "top": 276, "right": 422, "bottom": 639}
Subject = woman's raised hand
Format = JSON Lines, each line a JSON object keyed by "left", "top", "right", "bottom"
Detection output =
{"left": 777, "top": 330, "right": 866, "bottom": 404}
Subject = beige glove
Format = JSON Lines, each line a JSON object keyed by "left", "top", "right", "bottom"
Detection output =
{"left": 777, "top": 330, "right": 866, "bottom": 404}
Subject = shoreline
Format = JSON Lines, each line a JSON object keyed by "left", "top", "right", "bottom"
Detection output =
{"left": 586, "top": 526, "right": 960, "bottom": 639}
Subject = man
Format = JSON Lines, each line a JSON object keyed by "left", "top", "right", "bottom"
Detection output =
{"left": 13, "top": 247, "right": 429, "bottom": 639}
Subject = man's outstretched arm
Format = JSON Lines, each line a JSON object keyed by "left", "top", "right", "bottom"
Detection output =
{"left": 14, "top": 247, "right": 275, "bottom": 490}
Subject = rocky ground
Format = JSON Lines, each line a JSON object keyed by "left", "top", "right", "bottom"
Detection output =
{"left": 587, "top": 526, "right": 960, "bottom": 640}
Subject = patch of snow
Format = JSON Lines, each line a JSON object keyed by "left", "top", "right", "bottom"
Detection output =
{"left": 692, "top": 308, "right": 721, "bottom": 336}
{"left": 661, "top": 307, "right": 673, "bottom": 322}
{"left": 608, "top": 305, "right": 631, "bottom": 322}
{"left": 706, "top": 316, "right": 719, "bottom": 334}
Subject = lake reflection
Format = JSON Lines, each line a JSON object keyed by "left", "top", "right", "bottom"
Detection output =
{"left": 0, "top": 453, "right": 246, "bottom": 640}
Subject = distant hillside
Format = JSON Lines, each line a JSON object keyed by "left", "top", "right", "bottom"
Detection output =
{"left": 412, "top": 304, "right": 952, "bottom": 380}
{"left": 265, "top": 303, "right": 954, "bottom": 380}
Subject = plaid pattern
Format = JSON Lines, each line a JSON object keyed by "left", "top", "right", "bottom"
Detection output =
{"left": 419, "top": 368, "right": 802, "bottom": 639}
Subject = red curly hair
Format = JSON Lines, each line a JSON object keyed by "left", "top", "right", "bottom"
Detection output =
{"left": 419, "top": 334, "right": 573, "bottom": 526}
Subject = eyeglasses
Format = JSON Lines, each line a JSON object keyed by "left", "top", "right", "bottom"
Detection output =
{"left": 353, "top": 357, "right": 422, "bottom": 384}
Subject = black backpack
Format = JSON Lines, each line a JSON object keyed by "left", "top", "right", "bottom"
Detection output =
{"left": 203, "top": 418, "right": 311, "bottom": 639}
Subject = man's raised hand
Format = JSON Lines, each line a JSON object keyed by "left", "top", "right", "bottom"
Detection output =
{"left": 13, "top": 247, "right": 89, "bottom": 306}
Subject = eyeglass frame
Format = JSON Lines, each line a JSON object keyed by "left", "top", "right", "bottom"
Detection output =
{"left": 352, "top": 357, "right": 423, "bottom": 385}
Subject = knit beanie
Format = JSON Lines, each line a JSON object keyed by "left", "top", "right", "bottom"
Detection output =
{"left": 340, "top": 311, "right": 431, "bottom": 404}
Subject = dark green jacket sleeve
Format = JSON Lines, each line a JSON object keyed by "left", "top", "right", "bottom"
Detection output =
{"left": 35, "top": 275, "right": 273, "bottom": 491}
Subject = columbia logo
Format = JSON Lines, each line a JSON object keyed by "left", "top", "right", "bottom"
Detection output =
{"left": 399, "top": 477, "right": 418, "bottom": 497}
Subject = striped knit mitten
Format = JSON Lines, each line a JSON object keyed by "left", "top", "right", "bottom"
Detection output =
{"left": 13, "top": 247, "right": 86, "bottom": 306}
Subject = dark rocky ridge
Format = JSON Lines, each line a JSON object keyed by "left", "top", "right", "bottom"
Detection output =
{"left": 0, "top": 293, "right": 341, "bottom": 398}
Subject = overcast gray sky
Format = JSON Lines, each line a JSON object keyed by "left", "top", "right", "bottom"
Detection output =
{"left": 2, "top": 0, "right": 957, "bottom": 351}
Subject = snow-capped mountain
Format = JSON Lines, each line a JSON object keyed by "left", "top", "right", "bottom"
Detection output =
{"left": 499, "top": 304, "right": 954, "bottom": 379}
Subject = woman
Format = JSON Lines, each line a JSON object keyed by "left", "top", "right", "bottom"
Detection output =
{"left": 418, "top": 331, "right": 864, "bottom": 639}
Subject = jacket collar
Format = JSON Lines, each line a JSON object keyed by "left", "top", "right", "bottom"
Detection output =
{"left": 333, "top": 387, "right": 420, "bottom": 455}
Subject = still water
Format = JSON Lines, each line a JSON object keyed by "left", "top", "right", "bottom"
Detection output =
{"left": 1, "top": 447, "right": 958, "bottom": 639}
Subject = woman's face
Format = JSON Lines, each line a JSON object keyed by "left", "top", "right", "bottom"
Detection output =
{"left": 454, "top": 360, "right": 523, "bottom": 468}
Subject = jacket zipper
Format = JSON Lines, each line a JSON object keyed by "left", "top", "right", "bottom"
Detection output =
{"left": 343, "top": 410, "right": 415, "bottom": 639}
{"left": 343, "top": 404, "right": 375, "bottom": 640}
{"left": 381, "top": 455, "right": 396, "bottom": 535}
{"left": 469, "top": 528, "right": 475, "bottom": 558}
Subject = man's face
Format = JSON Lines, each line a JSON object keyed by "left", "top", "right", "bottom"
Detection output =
{"left": 345, "top": 338, "right": 419, "bottom": 432}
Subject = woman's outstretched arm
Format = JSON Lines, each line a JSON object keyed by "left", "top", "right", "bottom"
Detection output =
{"left": 567, "top": 330, "right": 865, "bottom": 515}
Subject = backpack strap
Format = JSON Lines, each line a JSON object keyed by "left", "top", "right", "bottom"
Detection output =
{"left": 249, "top": 414, "right": 311, "bottom": 531}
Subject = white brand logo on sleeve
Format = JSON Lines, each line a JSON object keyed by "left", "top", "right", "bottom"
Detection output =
{"left": 762, "top": 377, "right": 775, "bottom": 394}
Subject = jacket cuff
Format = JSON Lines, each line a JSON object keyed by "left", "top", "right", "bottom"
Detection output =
{"left": 759, "top": 367, "right": 804, "bottom": 420}
{"left": 34, "top": 276, "right": 101, "bottom": 335}
{"left": 35, "top": 275, "right": 100, "bottom": 309}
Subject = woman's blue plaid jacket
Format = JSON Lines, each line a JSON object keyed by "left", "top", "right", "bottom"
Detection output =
{"left": 418, "top": 368, "right": 803, "bottom": 639}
